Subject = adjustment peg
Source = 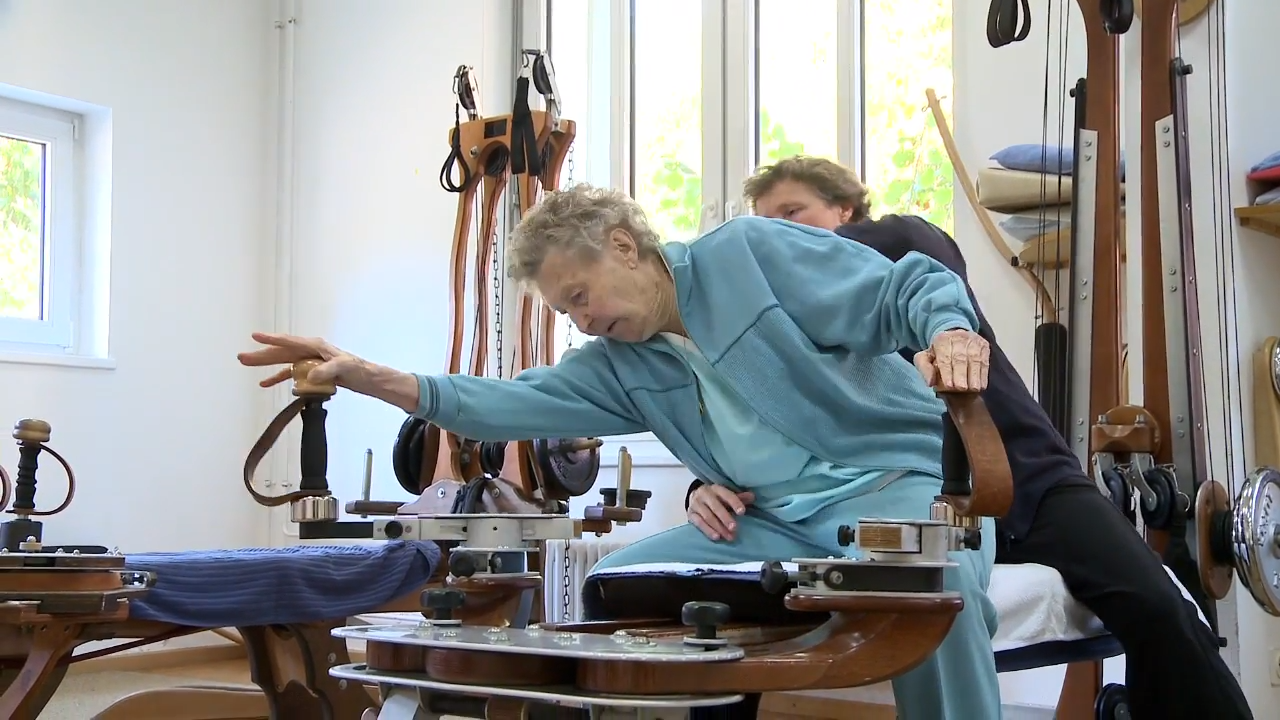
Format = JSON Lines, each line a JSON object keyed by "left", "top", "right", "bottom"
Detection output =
{"left": 759, "top": 561, "right": 790, "bottom": 594}
{"left": 836, "top": 524, "right": 855, "bottom": 547}
{"left": 680, "top": 601, "right": 731, "bottom": 649}
{"left": 448, "top": 551, "right": 479, "bottom": 578}
{"left": 421, "top": 588, "right": 466, "bottom": 622}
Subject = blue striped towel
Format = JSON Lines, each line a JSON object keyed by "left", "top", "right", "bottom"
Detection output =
{"left": 124, "top": 541, "right": 440, "bottom": 627}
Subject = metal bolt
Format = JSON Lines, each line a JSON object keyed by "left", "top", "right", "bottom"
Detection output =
{"left": 327, "top": 653, "right": 336, "bottom": 664}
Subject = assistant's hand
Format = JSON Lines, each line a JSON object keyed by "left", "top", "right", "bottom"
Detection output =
{"left": 914, "top": 328, "right": 991, "bottom": 392}
{"left": 237, "top": 332, "right": 364, "bottom": 389}
{"left": 688, "top": 485, "right": 755, "bottom": 542}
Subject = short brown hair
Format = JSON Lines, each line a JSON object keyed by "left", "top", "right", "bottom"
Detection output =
{"left": 742, "top": 155, "right": 871, "bottom": 222}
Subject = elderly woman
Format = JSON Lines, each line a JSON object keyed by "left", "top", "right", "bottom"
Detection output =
{"left": 730, "top": 155, "right": 1253, "bottom": 720}
{"left": 238, "top": 183, "right": 1001, "bottom": 719}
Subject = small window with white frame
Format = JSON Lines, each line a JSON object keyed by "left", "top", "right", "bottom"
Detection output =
{"left": 0, "top": 96, "right": 80, "bottom": 355}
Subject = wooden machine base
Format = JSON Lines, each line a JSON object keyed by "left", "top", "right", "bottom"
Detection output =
{"left": 343, "top": 593, "right": 962, "bottom": 703}
{"left": 1, "top": 581, "right": 532, "bottom": 720}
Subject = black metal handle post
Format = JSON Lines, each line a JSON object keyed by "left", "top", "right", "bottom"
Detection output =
{"left": 940, "top": 413, "right": 972, "bottom": 497}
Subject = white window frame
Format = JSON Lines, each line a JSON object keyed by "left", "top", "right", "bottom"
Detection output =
{"left": 0, "top": 97, "right": 79, "bottom": 354}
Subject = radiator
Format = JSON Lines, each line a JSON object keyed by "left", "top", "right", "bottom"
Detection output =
{"left": 543, "top": 538, "right": 630, "bottom": 623}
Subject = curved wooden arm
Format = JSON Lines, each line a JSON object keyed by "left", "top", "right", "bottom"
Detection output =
{"left": 938, "top": 391, "right": 1013, "bottom": 518}
{"left": 924, "top": 88, "right": 1057, "bottom": 323}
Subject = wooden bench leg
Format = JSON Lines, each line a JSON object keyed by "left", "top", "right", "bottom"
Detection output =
{"left": 1056, "top": 660, "right": 1103, "bottom": 720}
{"left": 238, "top": 622, "right": 374, "bottom": 720}
{"left": 0, "top": 622, "right": 80, "bottom": 720}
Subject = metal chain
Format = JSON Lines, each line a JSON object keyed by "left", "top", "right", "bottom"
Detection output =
{"left": 559, "top": 144, "right": 577, "bottom": 623}
{"left": 492, "top": 231, "right": 502, "bottom": 378}
{"left": 561, "top": 540, "right": 572, "bottom": 622}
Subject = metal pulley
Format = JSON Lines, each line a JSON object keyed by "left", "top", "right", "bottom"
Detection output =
{"left": 531, "top": 437, "right": 603, "bottom": 499}
{"left": 1196, "top": 467, "right": 1280, "bottom": 616}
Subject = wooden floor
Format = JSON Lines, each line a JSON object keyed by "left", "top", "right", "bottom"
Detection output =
{"left": 146, "top": 658, "right": 253, "bottom": 685}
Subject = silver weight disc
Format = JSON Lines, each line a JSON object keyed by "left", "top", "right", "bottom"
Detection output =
{"left": 1230, "top": 467, "right": 1280, "bottom": 616}
{"left": 1270, "top": 340, "right": 1280, "bottom": 397}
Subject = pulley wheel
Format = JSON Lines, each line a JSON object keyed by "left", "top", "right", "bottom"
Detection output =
{"left": 531, "top": 437, "right": 601, "bottom": 500}
{"left": 1140, "top": 467, "right": 1177, "bottom": 530}
{"left": 392, "top": 417, "right": 429, "bottom": 495}
{"left": 1102, "top": 468, "right": 1134, "bottom": 525}
{"left": 1094, "top": 683, "right": 1130, "bottom": 720}
{"left": 1223, "top": 467, "right": 1280, "bottom": 616}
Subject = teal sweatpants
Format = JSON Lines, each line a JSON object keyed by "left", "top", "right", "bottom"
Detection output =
{"left": 590, "top": 473, "right": 1002, "bottom": 720}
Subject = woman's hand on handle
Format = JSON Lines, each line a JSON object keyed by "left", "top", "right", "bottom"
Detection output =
{"left": 688, "top": 485, "right": 755, "bottom": 542}
{"left": 237, "top": 332, "right": 421, "bottom": 413}
{"left": 914, "top": 329, "right": 991, "bottom": 392}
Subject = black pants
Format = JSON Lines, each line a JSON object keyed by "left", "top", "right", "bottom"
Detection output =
{"left": 997, "top": 483, "right": 1253, "bottom": 719}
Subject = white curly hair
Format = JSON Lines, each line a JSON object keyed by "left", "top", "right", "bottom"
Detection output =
{"left": 506, "top": 183, "right": 664, "bottom": 284}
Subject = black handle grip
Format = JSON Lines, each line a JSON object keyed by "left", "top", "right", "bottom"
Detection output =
{"left": 298, "top": 399, "right": 329, "bottom": 493}
{"left": 940, "top": 412, "right": 971, "bottom": 497}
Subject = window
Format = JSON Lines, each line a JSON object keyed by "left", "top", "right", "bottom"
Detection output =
{"left": 754, "top": 0, "right": 840, "bottom": 168}
{"left": 861, "top": 0, "right": 955, "bottom": 232}
{"left": 0, "top": 97, "right": 79, "bottom": 353}
{"left": 630, "top": 0, "right": 706, "bottom": 243}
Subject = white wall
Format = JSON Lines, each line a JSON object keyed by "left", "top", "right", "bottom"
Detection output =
{"left": 0, "top": 0, "right": 274, "bottom": 552}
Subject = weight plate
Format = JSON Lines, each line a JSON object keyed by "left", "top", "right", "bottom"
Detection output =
{"left": 393, "top": 417, "right": 426, "bottom": 495}
{"left": 1228, "top": 467, "right": 1280, "bottom": 616}
{"left": 532, "top": 438, "right": 601, "bottom": 499}
{"left": 1270, "top": 338, "right": 1280, "bottom": 397}
{"left": 1195, "top": 480, "right": 1233, "bottom": 600}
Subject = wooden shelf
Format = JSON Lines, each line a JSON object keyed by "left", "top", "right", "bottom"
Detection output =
{"left": 1235, "top": 205, "right": 1280, "bottom": 239}
{"left": 1017, "top": 227, "right": 1128, "bottom": 270}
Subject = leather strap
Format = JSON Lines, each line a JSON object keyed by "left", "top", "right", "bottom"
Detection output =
{"left": 510, "top": 76, "right": 542, "bottom": 178}
{"left": 243, "top": 397, "right": 330, "bottom": 507}
{"left": 986, "top": 0, "right": 1031, "bottom": 48}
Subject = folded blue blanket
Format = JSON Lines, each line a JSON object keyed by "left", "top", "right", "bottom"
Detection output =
{"left": 1250, "top": 150, "right": 1280, "bottom": 174}
{"left": 124, "top": 541, "right": 440, "bottom": 627}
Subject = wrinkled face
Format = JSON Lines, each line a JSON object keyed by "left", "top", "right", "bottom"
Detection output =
{"left": 752, "top": 178, "right": 853, "bottom": 231}
{"left": 534, "top": 229, "right": 667, "bottom": 343}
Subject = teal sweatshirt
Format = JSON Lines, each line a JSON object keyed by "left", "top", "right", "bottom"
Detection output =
{"left": 412, "top": 215, "right": 978, "bottom": 492}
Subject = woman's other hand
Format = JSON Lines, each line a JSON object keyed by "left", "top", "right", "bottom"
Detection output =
{"left": 688, "top": 485, "right": 755, "bottom": 541}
